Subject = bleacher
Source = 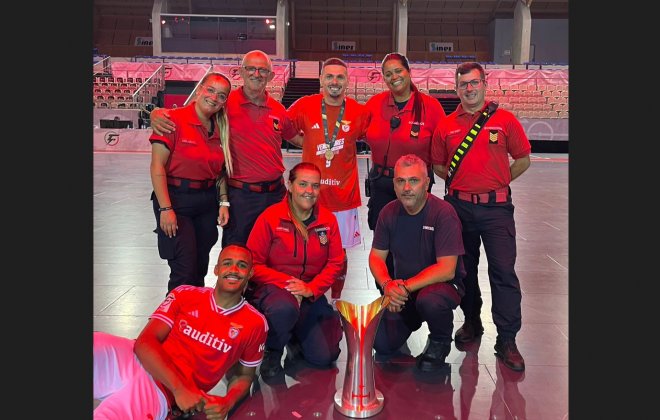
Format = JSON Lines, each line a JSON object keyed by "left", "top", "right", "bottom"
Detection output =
{"left": 93, "top": 75, "right": 147, "bottom": 109}
{"left": 94, "top": 53, "right": 566, "bottom": 119}
{"left": 326, "top": 65, "right": 569, "bottom": 120}
{"left": 485, "top": 83, "right": 568, "bottom": 119}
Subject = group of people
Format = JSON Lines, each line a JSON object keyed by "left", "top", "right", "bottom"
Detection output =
{"left": 93, "top": 50, "right": 531, "bottom": 420}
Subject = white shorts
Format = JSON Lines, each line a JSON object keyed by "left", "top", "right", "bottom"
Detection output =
{"left": 333, "top": 208, "right": 361, "bottom": 249}
{"left": 93, "top": 332, "right": 169, "bottom": 420}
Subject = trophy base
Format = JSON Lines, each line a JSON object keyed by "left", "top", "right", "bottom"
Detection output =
{"left": 333, "top": 389, "right": 384, "bottom": 418}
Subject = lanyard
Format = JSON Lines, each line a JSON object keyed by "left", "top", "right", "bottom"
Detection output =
{"left": 321, "top": 99, "right": 346, "bottom": 154}
{"left": 444, "top": 102, "right": 498, "bottom": 194}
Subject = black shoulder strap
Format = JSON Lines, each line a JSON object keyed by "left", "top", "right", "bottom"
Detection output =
{"left": 444, "top": 102, "right": 498, "bottom": 194}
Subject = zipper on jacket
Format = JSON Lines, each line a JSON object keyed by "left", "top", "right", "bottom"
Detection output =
{"left": 293, "top": 229, "right": 298, "bottom": 258}
{"left": 299, "top": 237, "right": 308, "bottom": 279}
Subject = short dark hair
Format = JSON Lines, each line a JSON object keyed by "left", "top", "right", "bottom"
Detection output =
{"left": 322, "top": 57, "right": 348, "bottom": 70}
{"left": 220, "top": 243, "right": 253, "bottom": 263}
{"left": 455, "top": 62, "right": 485, "bottom": 84}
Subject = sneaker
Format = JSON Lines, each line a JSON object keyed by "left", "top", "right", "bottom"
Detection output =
{"left": 454, "top": 319, "right": 484, "bottom": 343}
{"left": 416, "top": 338, "right": 451, "bottom": 372}
{"left": 260, "top": 347, "right": 284, "bottom": 378}
{"left": 494, "top": 338, "right": 525, "bottom": 372}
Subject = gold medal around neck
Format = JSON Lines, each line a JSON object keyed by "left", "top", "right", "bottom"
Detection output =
{"left": 325, "top": 150, "right": 334, "bottom": 160}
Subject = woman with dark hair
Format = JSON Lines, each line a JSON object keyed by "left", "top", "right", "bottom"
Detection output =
{"left": 364, "top": 52, "right": 447, "bottom": 280}
{"left": 246, "top": 162, "right": 344, "bottom": 378}
{"left": 149, "top": 72, "right": 233, "bottom": 293}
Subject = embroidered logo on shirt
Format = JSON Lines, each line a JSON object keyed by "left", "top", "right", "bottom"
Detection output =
{"left": 311, "top": 123, "right": 320, "bottom": 129}
{"left": 319, "top": 231, "right": 328, "bottom": 245}
{"left": 157, "top": 294, "right": 175, "bottom": 312}
{"left": 354, "top": 231, "right": 360, "bottom": 238}
{"left": 187, "top": 310, "right": 199, "bottom": 318}
{"left": 229, "top": 322, "right": 243, "bottom": 339}
{"left": 489, "top": 130, "right": 499, "bottom": 144}
{"left": 314, "top": 227, "right": 330, "bottom": 232}
{"left": 273, "top": 118, "right": 281, "bottom": 132}
{"left": 341, "top": 124, "right": 350, "bottom": 132}
{"left": 422, "top": 226, "right": 435, "bottom": 231}
{"left": 181, "top": 139, "right": 197, "bottom": 145}
{"left": 448, "top": 129, "right": 462, "bottom": 135}
{"left": 276, "top": 226, "right": 290, "bottom": 233}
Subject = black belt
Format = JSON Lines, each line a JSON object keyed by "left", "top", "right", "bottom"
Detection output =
{"left": 228, "top": 176, "right": 283, "bottom": 193}
{"left": 166, "top": 177, "right": 215, "bottom": 190}
{"left": 373, "top": 163, "right": 395, "bottom": 178}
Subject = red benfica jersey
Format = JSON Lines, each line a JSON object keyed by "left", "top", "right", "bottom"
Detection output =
{"left": 431, "top": 102, "right": 531, "bottom": 193}
{"left": 287, "top": 94, "right": 369, "bottom": 212}
{"left": 149, "top": 101, "right": 225, "bottom": 181}
{"left": 225, "top": 88, "right": 298, "bottom": 183}
{"left": 364, "top": 90, "right": 445, "bottom": 168}
{"left": 149, "top": 286, "right": 268, "bottom": 403}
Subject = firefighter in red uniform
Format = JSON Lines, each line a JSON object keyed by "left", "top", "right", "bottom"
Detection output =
{"left": 246, "top": 162, "right": 344, "bottom": 378}
{"left": 149, "top": 72, "right": 233, "bottom": 293}
{"left": 150, "top": 50, "right": 299, "bottom": 251}
{"left": 364, "top": 52, "right": 446, "bottom": 281}
{"left": 432, "top": 62, "right": 531, "bottom": 372}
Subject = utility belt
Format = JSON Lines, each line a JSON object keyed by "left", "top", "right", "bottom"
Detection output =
{"left": 372, "top": 163, "right": 395, "bottom": 178}
{"left": 448, "top": 186, "right": 510, "bottom": 204}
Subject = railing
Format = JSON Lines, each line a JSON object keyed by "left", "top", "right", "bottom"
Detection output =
{"left": 131, "top": 65, "right": 166, "bottom": 111}
{"left": 184, "top": 65, "right": 214, "bottom": 106}
{"left": 93, "top": 56, "right": 111, "bottom": 75}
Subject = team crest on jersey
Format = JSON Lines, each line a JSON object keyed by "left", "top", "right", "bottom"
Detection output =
{"left": 489, "top": 130, "right": 499, "bottom": 144}
{"left": 319, "top": 231, "right": 328, "bottom": 246}
{"left": 179, "top": 320, "right": 188, "bottom": 331}
{"left": 158, "top": 293, "right": 175, "bottom": 312}
{"left": 229, "top": 322, "right": 243, "bottom": 339}
{"left": 341, "top": 124, "right": 350, "bottom": 132}
{"left": 272, "top": 117, "right": 281, "bottom": 132}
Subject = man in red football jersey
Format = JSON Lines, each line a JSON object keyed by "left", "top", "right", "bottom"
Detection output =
{"left": 287, "top": 57, "right": 370, "bottom": 300}
{"left": 93, "top": 243, "right": 268, "bottom": 420}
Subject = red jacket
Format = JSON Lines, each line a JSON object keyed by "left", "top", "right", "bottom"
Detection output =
{"left": 247, "top": 198, "right": 343, "bottom": 301}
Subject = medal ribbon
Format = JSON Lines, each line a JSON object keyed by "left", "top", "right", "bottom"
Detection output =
{"left": 321, "top": 99, "right": 346, "bottom": 156}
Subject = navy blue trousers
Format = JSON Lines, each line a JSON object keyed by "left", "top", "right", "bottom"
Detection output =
{"left": 445, "top": 194, "right": 522, "bottom": 339}
{"left": 374, "top": 281, "right": 463, "bottom": 353}
{"left": 249, "top": 284, "right": 342, "bottom": 366}
{"left": 221, "top": 180, "right": 286, "bottom": 248}
{"left": 151, "top": 186, "right": 218, "bottom": 292}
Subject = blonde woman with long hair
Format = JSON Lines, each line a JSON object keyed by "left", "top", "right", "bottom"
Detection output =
{"left": 149, "top": 72, "right": 233, "bottom": 293}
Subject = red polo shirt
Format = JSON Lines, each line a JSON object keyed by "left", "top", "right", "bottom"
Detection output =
{"left": 149, "top": 101, "right": 225, "bottom": 180}
{"left": 287, "top": 94, "right": 369, "bottom": 212}
{"left": 431, "top": 101, "right": 531, "bottom": 194}
{"left": 226, "top": 88, "right": 298, "bottom": 183}
{"left": 364, "top": 90, "right": 446, "bottom": 168}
